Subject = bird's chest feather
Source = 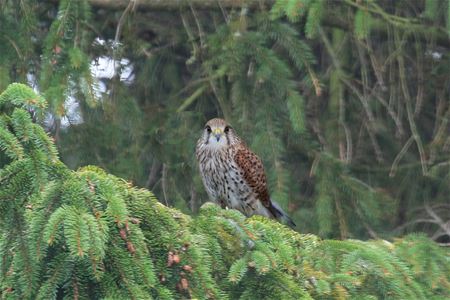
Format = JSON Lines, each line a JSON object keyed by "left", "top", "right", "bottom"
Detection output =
{"left": 198, "top": 150, "right": 254, "bottom": 210}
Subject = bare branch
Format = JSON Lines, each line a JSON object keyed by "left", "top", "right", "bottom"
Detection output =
{"left": 425, "top": 204, "right": 450, "bottom": 237}
{"left": 161, "top": 163, "right": 169, "bottom": 206}
{"left": 390, "top": 136, "right": 414, "bottom": 177}
{"left": 395, "top": 29, "right": 428, "bottom": 175}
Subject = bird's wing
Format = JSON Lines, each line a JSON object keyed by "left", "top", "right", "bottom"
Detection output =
{"left": 234, "top": 146, "right": 296, "bottom": 227}
{"left": 234, "top": 146, "right": 271, "bottom": 208}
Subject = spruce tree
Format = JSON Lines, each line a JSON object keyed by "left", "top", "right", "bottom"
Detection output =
{"left": 1, "top": 83, "right": 449, "bottom": 300}
{"left": 0, "top": 0, "right": 449, "bottom": 257}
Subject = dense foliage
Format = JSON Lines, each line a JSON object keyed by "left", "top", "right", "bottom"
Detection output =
{"left": 0, "top": 0, "right": 449, "bottom": 241}
{"left": 1, "top": 83, "right": 449, "bottom": 299}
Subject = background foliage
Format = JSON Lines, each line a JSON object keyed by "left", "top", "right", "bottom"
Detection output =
{"left": 1, "top": 0, "right": 450, "bottom": 243}
{"left": 0, "top": 83, "right": 449, "bottom": 299}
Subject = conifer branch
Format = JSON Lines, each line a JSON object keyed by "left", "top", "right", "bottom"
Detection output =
{"left": 0, "top": 83, "right": 450, "bottom": 298}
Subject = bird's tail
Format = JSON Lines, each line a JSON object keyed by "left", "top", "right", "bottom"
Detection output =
{"left": 269, "top": 200, "right": 296, "bottom": 228}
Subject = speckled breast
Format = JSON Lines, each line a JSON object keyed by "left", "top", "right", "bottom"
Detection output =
{"left": 198, "top": 148, "right": 256, "bottom": 214}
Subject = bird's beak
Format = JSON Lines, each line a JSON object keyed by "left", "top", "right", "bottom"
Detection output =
{"left": 212, "top": 128, "right": 223, "bottom": 142}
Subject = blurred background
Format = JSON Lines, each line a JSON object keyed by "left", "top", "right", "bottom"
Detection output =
{"left": 1, "top": 0, "right": 449, "bottom": 243}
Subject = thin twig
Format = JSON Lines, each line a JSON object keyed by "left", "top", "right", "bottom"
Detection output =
{"left": 365, "top": 38, "right": 386, "bottom": 90}
{"left": 394, "top": 218, "right": 440, "bottom": 234}
{"left": 413, "top": 36, "right": 424, "bottom": 116}
{"left": 145, "top": 160, "right": 161, "bottom": 189}
{"left": 425, "top": 204, "right": 450, "bottom": 237}
{"left": 309, "top": 153, "right": 321, "bottom": 177}
{"left": 216, "top": 0, "right": 230, "bottom": 23}
{"left": 189, "top": 2, "right": 206, "bottom": 47}
{"left": 395, "top": 29, "right": 428, "bottom": 175}
{"left": 389, "top": 136, "right": 414, "bottom": 177}
{"left": 113, "top": 0, "right": 136, "bottom": 74}
{"left": 372, "top": 92, "right": 404, "bottom": 137}
{"left": 352, "top": 199, "right": 378, "bottom": 239}
{"left": 365, "top": 122, "right": 384, "bottom": 163}
{"left": 190, "top": 184, "right": 198, "bottom": 213}
{"left": 334, "top": 195, "right": 348, "bottom": 239}
{"left": 161, "top": 163, "right": 169, "bottom": 206}
{"left": 319, "top": 27, "right": 378, "bottom": 141}
{"left": 114, "top": 0, "right": 136, "bottom": 44}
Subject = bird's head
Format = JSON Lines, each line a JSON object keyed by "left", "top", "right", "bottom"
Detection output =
{"left": 200, "top": 118, "right": 239, "bottom": 150}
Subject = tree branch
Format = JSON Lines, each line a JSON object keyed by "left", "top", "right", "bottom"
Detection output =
{"left": 88, "top": 0, "right": 274, "bottom": 10}
{"left": 87, "top": 0, "right": 450, "bottom": 49}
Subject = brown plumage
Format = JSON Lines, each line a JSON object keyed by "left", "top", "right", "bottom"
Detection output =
{"left": 196, "top": 118, "right": 295, "bottom": 227}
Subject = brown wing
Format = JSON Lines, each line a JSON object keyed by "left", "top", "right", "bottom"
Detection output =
{"left": 234, "top": 146, "right": 271, "bottom": 208}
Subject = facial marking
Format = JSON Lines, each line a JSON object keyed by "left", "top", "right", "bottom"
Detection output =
{"left": 200, "top": 118, "right": 238, "bottom": 151}
{"left": 212, "top": 127, "right": 223, "bottom": 142}
{"left": 205, "top": 126, "right": 228, "bottom": 149}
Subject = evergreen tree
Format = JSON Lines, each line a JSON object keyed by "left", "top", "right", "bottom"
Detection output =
{"left": 0, "top": 0, "right": 450, "bottom": 244}
{"left": 1, "top": 83, "right": 449, "bottom": 299}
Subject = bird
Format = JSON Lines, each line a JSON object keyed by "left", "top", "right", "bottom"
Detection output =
{"left": 196, "top": 118, "right": 295, "bottom": 227}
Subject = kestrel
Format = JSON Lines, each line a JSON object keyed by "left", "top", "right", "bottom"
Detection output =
{"left": 196, "top": 118, "right": 295, "bottom": 227}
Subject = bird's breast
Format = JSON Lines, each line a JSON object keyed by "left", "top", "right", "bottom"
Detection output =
{"left": 198, "top": 149, "right": 262, "bottom": 215}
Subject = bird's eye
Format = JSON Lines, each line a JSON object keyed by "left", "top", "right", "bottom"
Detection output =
{"left": 224, "top": 126, "right": 231, "bottom": 133}
{"left": 205, "top": 125, "right": 212, "bottom": 133}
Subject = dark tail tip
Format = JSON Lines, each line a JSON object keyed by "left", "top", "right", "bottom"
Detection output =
{"left": 269, "top": 200, "right": 296, "bottom": 228}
